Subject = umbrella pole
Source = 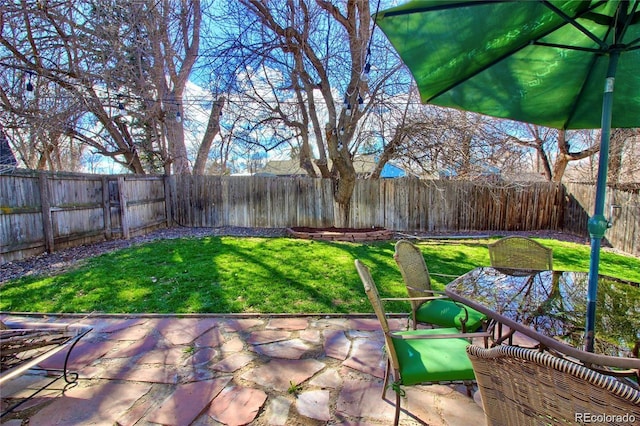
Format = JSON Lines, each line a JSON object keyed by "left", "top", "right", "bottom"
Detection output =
{"left": 584, "top": 50, "right": 620, "bottom": 353}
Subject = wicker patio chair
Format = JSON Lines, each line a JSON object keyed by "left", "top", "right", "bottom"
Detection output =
{"left": 355, "top": 259, "right": 489, "bottom": 426}
{"left": 488, "top": 236, "right": 553, "bottom": 270}
{"left": 394, "top": 240, "right": 486, "bottom": 332}
{"left": 467, "top": 344, "right": 640, "bottom": 426}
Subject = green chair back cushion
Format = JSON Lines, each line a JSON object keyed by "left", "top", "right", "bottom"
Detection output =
{"left": 416, "top": 299, "right": 486, "bottom": 332}
{"left": 392, "top": 328, "right": 475, "bottom": 385}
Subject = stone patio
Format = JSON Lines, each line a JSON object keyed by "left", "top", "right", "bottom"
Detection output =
{"left": 0, "top": 314, "right": 486, "bottom": 425}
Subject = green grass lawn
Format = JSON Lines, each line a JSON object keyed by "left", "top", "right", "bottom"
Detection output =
{"left": 1, "top": 236, "right": 639, "bottom": 314}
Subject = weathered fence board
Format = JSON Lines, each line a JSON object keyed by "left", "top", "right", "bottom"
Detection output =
{"left": 565, "top": 182, "right": 639, "bottom": 256}
{"left": 2, "top": 171, "right": 638, "bottom": 264}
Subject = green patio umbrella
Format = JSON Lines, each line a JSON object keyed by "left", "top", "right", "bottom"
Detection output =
{"left": 375, "top": 0, "right": 640, "bottom": 353}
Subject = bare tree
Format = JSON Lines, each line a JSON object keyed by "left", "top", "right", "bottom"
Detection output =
{"left": 484, "top": 120, "right": 600, "bottom": 182}
{"left": 0, "top": 0, "right": 148, "bottom": 173}
{"left": 607, "top": 128, "right": 640, "bottom": 184}
{"left": 213, "top": 0, "right": 408, "bottom": 225}
{"left": 0, "top": 0, "right": 226, "bottom": 175}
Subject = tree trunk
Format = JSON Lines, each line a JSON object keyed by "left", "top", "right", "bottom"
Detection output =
{"left": 333, "top": 174, "right": 356, "bottom": 227}
{"left": 193, "top": 97, "right": 225, "bottom": 175}
{"left": 607, "top": 129, "right": 634, "bottom": 184}
{"left": 325, "top": 124, "right": 356, "bottom": 227}
{"left": 165, "top": 100, "right": 190, "bottom": 175}
{"left": 551, "top": 153, "right": 569, "bottom": 182}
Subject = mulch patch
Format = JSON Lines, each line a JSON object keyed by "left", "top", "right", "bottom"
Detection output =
{"left": 287, "top": 227, "right": 393, "bottom": 242}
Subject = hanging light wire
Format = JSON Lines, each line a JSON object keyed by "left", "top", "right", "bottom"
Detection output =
{"left": 344, "top": 0, "right": 382, "bottom": 112}
{"left": 362, "top": 0, "right": 382, "bottom": 82}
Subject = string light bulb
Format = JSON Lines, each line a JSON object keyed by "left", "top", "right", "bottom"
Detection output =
{"left": 25, "top": 76, "right": 35, "bottom": 101}
{"left": 116, "top": 94, "right": 126, "bottom": 117}
{"left": 361, "top": 62, "right": 371, "bottom": 82}
{"left": 345, "top": 103, "right": 352, "bottom": 116}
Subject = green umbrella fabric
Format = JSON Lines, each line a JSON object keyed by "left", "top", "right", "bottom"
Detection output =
{"left": 376, "top": 0, "right": 640, "bottom": 130}
{"left": 375, "top": 0, "right": 640, "bottom": 354}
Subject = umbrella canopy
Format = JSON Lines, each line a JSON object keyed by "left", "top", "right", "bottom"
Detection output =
{"left": 376, "top": 0, "right": 640, "bottom": 129}
{"left": 376, "top": 0, "right": 640, "bottom": 353}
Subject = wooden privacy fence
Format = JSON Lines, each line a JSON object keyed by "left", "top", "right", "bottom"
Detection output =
{"left": 2, "top": 171, "right": 638, "bottom": 264}
{"left": 1, "top": 170, "right": 169, "bottom": 263}
{"left": 169, "top": 175, "right": 565, "bottom": 232}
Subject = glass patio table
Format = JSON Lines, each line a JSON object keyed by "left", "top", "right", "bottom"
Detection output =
{"left": 445, "top": 267, "right": 640, "bottom": 371}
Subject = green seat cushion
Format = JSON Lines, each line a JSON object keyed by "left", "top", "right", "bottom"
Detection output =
{"left": 416, "top": 299, "right": 486, "bottom": 331}
{"left": 392, "top": 328, "right": 475, "bottom": 385}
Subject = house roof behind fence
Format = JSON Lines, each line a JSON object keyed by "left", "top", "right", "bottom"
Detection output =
{"left": 258, "top": 154, "right": 409, "bottom": 178}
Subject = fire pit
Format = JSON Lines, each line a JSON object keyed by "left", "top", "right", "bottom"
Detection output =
{"left": 287, "top": 227, "right": 393, "bottom": 242}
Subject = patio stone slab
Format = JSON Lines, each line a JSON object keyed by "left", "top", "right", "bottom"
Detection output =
{"left": 296, "top": 389, "right": 331, "bottom": 421}
{"left": 342, "top": 337, "right": 386, "bottom": 379}
{"left": 242, "top": 358, "right": 325, "bottom": 392}
{"left": 37, "top": 339, "right": 115, "bottom": 370}
{"left": 347, "top": 318, "right": 381, "bottom": 331}
{"left": 194, "top": 326, "right": 225, "bottom": 348}
{"left": 101, "top": 334, "right": 160, "bottom": 359}
{"left": 0, "top": 374, "right": 62, "bottom": 399}
{"left": 191, "top": 347, "right": 218, "bottom": 365}
{"left": 157, "top": 318, "right": 219, "bottom": 345}
{"left": 246, "top": 329, "right": 291, "bottom": 344}
{"left": 2, "top": 396, "right": 53, "bottom": 415}
{"left": 220, "top": 318, "right": 264, "bottom": 332}
{"left": 309, "top": 367, "right": 342, "bottom": 388}
{"left": 263, "top": 395, "right": 291, "bottom": 426}
{"left": 29, "top": 382, "right": 152, "bottom": 426}
{"left": 207, "top": 385, "right": 267, "bottom": 425}
{"left": 211, "top": 352, "right": 255, "bottom": 372}
{"left": 220, "top": 336, "right": 245, "bottom": 353}
{"left": 323, "top": 329, "right": 351, "bottom": 360}
{"left": 336, "top": 376, "right": 395, "bottom": 422}
{"left": 144, "top": 377, "right": 231, "bottom": 425}
{"left": 137, "top": 347, "right": 189, "bottom": 365}
{"left": 106, "top": 324, "right": 151, "bottom": 341}
{"left": 403, "top": 385, "right": 485, "bottom": 426}
{"left": 249, "top": 338, "right": 312, "bottom": 359}
{"left": 266, "top": 317, "right": 309, "bottom": 330}
{"left": 299, "top": 328, "right": 321, "bottom": 343}
{"left": 96, "top": 317, "right": 148, "bottom": 333}
{"left": 98, "top": 361, "right": 179, "bottom": 384}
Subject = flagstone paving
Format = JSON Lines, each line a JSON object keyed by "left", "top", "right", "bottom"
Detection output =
{"left": 0, "top": 314, "right": 486, "bottom": 425}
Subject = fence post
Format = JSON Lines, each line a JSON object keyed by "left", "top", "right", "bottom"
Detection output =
{"left": 38, "top": 174, "right": 54, "bottom": 253}
{"left": 101, "top": 176, "right": 112, "bottom": 239}
{"left": 163, "top": 175, "right": 173, "bottom": 227}
{"left": 117, "top": 176, "right": 130, "bottom": 239}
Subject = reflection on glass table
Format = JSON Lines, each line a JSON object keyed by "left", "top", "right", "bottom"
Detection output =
{"left": 445, "top": 267, "right": 640, "bottom": 371}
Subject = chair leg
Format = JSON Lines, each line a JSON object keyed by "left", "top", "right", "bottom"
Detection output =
{"left": 464, "top": 381, "right": 474, "bottom": 397}
{"left": 393, "top": 389, "right": 401, "bottom": 426}
{"left": 382, "top": 358, "right": 390, "bottom": 399}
